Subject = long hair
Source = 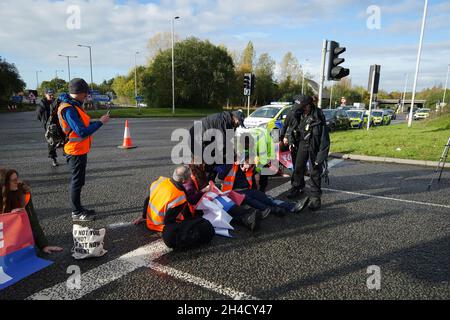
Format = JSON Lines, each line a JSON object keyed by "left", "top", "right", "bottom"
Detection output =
{"left": 188, "top": 164, "right": 208, "bottom": 191}
{"left": 1, "top": 169, "right": 30, "bottom": 214}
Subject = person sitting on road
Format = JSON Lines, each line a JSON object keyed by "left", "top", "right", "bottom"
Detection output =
{"left": 133, "top": 166, "right": 195, "bottom": 231}
{"left": 0, "top": 168, "right": 63, "bottom": 254}
{"left": 215, "top": 160, "right": 309, "bottom": 216}
{"left": 184, "top": 163, "right": 268, "bottom": 232}
{"left": 133, "top": 166, "right": 214, "bottom": 249}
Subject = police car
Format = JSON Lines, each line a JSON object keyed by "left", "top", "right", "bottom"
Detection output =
{"left": 243, "top": 103, "right": 292, "bottom": 131}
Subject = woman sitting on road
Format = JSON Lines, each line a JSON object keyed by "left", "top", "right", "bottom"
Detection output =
{"left": 0, "top": 168, "right": 63, "bottom": 254}
{"left": 184, "top": 163, "right": 269, "bottom": 231}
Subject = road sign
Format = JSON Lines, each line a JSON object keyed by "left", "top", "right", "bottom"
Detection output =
{"left": 91, "top": 94, "right": 111, "bottom": 102}
{"left": 135, "top": 96, "right": 144, "bottom": 102}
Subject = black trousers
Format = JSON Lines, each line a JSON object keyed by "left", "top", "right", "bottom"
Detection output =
{"left": 67, "top": 154, "right": 88, "bottom": 214}
{"left": 48, "top": 143, "right": 57, "bottom": 159}
{"left": 291, "top": 141, "right": 322, "bottom": 198}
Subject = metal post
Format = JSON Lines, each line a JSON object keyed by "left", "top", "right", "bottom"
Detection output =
{"left": 443, "top": 64, "right": 450, "bottom": 105}
{"left": 78, "top": 45, "right": 94, "bottom": 89}
{"left": 401, "top": 73, "right": 408, "bottom": 113}
{"left": 408, "top": 0, "right": 428, "bottom": 128}
{"left": 247, "top": 95, "right": 251, "bottom": 117}
{"left": 318, "top": 40, "right": 327, "bottom": 109}
{"left": 367, "top": 66, "right": 376, "bottom": 131}
{"left": 59, "top": 55, "right": 77, "bottom": 82}
{"left": 329, "top": 83, "right": 333, "bottom": 108}
{"left": 89, "top": 46, "right": 93, "bottom": 88}
{"left": 135, "top": 51, "right": 139, "bottom": 108}
{"left": 36, "top": 71, "right": 42, "bottom": 90}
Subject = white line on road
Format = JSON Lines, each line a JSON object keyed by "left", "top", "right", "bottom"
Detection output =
{"left": 27, "top": 158, "right": 345, "bottom": 300}
{"left": 27, "top": 239, "right": 257, "bottom": 300}
{"left": 323, "top": 188, "right": 450, "bottom": 210}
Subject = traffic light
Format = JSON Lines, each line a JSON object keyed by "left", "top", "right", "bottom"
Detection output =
{"left": 327, "top": 41, "right": 350, "bottom": 81}
{"left": 243, "top": 73, "right": 252, "bottom": 96}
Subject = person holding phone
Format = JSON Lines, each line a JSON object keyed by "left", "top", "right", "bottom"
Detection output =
{"left": 58, "top": 78, "right": 110, "bottom": 222}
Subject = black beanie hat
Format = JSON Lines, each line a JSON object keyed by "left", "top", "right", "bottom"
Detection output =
{"left": 69, "top": 78, "right": 90, "bottom": 94}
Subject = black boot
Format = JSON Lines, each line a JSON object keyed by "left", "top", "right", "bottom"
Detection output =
{"left": 291, "top": 197, "right": 310, "bottom": 214}
{"left": 270, "top": 206, "right": 288, "bottom": 217}
{"left": 51, "top": 158, "right": 59, "bottom": 167}
{"left": 240, "top": 210, "right": 260, "bottom": 231}
{"left": 286, "top": 187, "right": 303, "bottom": 199}
{"left": 308, "top": 197, "right": 321, "bottom": 211}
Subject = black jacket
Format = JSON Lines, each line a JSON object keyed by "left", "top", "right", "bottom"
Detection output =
{"left": 281, "top": 105, "right": 330, "bottom": 165}
{"left": 189, "top": 111, "right": 236, "bottom": 162}
{"left": 36, "top": 98, "right": 55, "bottom": 128}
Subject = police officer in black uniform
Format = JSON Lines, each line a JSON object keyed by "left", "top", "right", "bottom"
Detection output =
{"left": 280, "top": 95, "right": 330, "bottom": 211}
{"left": 36, "top": 89, "right": 59, "bottom": 167}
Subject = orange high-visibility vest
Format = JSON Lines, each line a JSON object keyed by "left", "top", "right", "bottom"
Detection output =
{"left": 57, "top": 103, "right": 92, "bottom": 155}
{"left": 222, "top": 164, "right": 254, "bottom": 192}
{"left": 146, "top": 177, "right": 187, "bottom": 232}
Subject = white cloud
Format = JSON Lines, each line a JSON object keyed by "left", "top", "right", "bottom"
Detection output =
{"left": 0, "top": 0, "right": 448, "bottom": 91}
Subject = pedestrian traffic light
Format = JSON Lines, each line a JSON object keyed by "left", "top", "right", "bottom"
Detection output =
{"left": 327, "top": 41, "right": 349, "bottom": 81}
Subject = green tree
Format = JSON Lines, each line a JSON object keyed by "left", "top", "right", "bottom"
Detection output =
{"left": 254, "top": 53, "right": 276, "bottom": 105}
{"left": 0, "top": 57, "right": 25, "bottom": 104}
{"left": 143, "top": 37, "right": 235, "bottom": 108}
{"left": 240, "top": 41, "right": 255, "bottom": 72}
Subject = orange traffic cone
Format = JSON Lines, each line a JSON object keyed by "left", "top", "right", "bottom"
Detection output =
{"left": 118, "top": 120, "right": 137, "bottom": 149}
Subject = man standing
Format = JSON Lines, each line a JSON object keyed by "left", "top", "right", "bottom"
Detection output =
{"left": 281, "top": 95, "right": 330, "bottom": 211}
{"left": 57, "top": 78, "right": 110, "bottom": 222}
{"left": 189, "top": 110, "right": 245, "bottom": 179}
{"left": 37, "top": 89, "right": 59, "bottom": 167}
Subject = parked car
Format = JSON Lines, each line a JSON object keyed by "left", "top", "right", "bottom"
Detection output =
{"left": 371, "top": 110, "right": 391, "bottom": 126}
{"left": 413, "top": 108, "right": 431, "bottom": 120}
{"left": 384, "top": 109, "right": 397, "bottom": 120}
{"left": 243, "top": 103, "right": 293, "bottom": 132}
{"left": 322, "top": 109, "right": 351, "bottom": 131}
{"left": 347, "top": 110, "right": 370, "bottom": 129}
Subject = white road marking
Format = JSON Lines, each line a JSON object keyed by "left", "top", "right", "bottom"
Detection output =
{"left": 323, "top": 188, "right": 450, "bottom": 210}
{"left": 27, "top": 239, "right": 256, "bottom": 300}
{"left": 26, "top": 157, "right": 345, "bottom": 300}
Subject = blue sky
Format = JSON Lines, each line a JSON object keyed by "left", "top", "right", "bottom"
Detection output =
{"left": 1, "top": 0, "right": 449, "bottom": 92}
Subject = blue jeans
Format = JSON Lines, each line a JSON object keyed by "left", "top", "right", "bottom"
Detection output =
{"left": 67, "top": 154, "right": 87, "bottom": 214}
{"left": 238, "top": 189, "right": 295, "bottom": 212}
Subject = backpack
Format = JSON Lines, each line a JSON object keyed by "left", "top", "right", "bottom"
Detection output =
{"left": 44, "top": 99, "right": 70, "bottom": 148}
{"left": 162, "top": 217, "right": 214, "bottom": 250}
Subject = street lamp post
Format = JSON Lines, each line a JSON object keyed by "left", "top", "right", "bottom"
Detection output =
{"left": 401, "top": 73, "right": 408, "bottom": 113}
{"left": 443, "top": 64, "right": 450, "bottom": 106}
{"left": 408, "top": 0, "right": 428, "bottom": 128}
{"left": 172, "top": 16, "right": 180, "bottom": 114}
{"left": 35, "top": 70, "right": 43, "bottom": 90}
{"left": 58, "top": 54, "right": 78, "bottom": 82}
{"left": 77, "top": 44, "right": 94, "bottom": 89}
{"left": 135, "top": 51, "right": 139, "bottom": 108}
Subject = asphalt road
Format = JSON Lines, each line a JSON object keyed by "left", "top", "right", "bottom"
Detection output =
{"left": 0, "top": 111, "right": 449, "bottom": 300}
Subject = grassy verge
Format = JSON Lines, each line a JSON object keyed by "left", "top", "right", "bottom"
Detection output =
{"left": 330, "top": 114, "right": 450, "bottom": 161}
{"left": 87, "top": 107, "right": 222, "bottom": 118}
